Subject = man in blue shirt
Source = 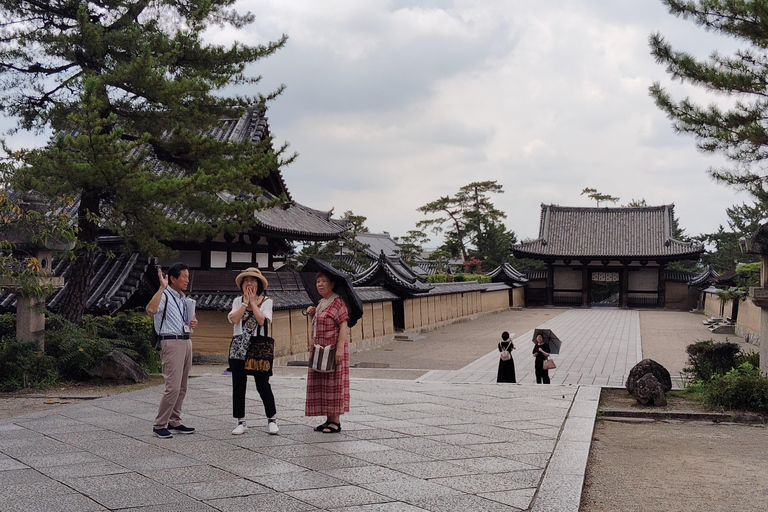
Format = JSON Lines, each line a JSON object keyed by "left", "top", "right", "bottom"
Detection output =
{"left": 146, "top": 262, "right": 198, "bottom": 438}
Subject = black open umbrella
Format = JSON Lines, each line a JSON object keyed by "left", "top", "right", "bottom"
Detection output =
{"left": 532, "top": 328, "right": 562, "bottom": 354}
{"left": 300, "top": 258, "right": 363, "bottom": 328}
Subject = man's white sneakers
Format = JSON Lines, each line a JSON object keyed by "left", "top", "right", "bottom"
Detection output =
{"left": 268, "top": 419, "right": 279, "bottom": 435}
{"left": 232, "top": 421, "right": 248, "bottom": 435}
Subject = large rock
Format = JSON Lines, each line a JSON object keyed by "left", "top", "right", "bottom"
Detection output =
{"left": 631, "top": 373, "right": 668, "bottom": 406}
{"left": 91, "top": 351, "right": 148, "bottom": 383}
{"left": 626, "top": 358, "right": 672, "bottom": 394}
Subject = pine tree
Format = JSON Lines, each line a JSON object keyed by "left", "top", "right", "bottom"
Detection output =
{"left": 417, "top": 181, "right": 513, "bottom": 264}
{"left": 0, "top": 1, "right": 288, "bottom": 323}
{"left": 395, "top": 230, "right": 429, "bottom": 266}
{"left": 581, "top": 188, "right": 619, "bottom": 207}
{"left": 649, "top": 0, "right": 768, "bottom": 198}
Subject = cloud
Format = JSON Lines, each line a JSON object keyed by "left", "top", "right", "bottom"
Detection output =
{"left": 3, "top": 0, "right": 751, "bottom": 246}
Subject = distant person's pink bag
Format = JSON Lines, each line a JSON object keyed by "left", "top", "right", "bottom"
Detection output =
{"left": 499, "top": 341, "right": 513, "bottom": 361}
{"left": 543, "top": 358, "right": 556, "bottom": 370}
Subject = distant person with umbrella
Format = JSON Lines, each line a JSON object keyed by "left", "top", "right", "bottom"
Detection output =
{"left": 496, "top": 331, "right": 516, "bottom": 383}
{"left": 533, "top": 333, "right": 551, "bottom": 384}
{"left": 305, "top": 270, "right": 350, "bottom": 433}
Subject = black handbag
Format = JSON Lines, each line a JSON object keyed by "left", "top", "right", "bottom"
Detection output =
{"left": 244, "top": 322, "right": 274, "bottom": 376}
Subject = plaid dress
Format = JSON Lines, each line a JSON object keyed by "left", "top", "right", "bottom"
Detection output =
{"left": 305, "top": 296, "right": 350, "bottom": 416}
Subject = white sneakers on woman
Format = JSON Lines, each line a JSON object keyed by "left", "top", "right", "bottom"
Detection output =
{"left": 232, "top": 419, "right": 278, "bottom": 435}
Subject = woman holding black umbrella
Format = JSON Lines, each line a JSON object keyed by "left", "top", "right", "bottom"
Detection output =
{"left": 533, "top": 334, "right": 551, "bottom": 384}
{"left": 305, "top": 270, "right": 350, "bottom": 433}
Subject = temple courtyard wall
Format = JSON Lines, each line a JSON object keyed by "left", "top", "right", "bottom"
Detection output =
{"left": 191, "top": 288, "right": 513, "bottom": 363}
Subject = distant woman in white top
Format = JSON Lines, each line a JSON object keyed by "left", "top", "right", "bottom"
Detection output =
{"left": 227, "top": 267, "right": 278, "bottom": 435}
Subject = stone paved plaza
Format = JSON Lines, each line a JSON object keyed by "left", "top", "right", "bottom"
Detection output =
{"left": 0, "top": 308, "right": 721, "bottom": 511}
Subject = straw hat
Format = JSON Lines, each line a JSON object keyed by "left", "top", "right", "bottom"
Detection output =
{"left": 235, "top": 267, "right": 268, "bottom": 291}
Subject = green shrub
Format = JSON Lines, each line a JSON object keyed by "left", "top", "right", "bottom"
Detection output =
{"left": 0, "top": 313, "right": 15, "bottom": 338}
{"left": 705, "top": 363, "right": 768, "bottom": 414}
{"left": 81, "top": 312, "right": 159, "bottom": 373}
{"left": 735, "top": 351, "right": 760, "bottom": 369}
{"left": 448, "top": 273, "right": 491, "bottom": 283}
{"left": 44, "top": 315, "right": 134, "bottom": 381}
{"left": 0, "top": 337, "right": 58, "bottom": 391}
{"left": 427, "top": 274, "right": 448, "bottom": 283}
{"left": 683, "top": 339, "right": 741, "bottom": 382}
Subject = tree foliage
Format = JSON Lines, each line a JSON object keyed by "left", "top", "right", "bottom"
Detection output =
{"left": 581, "top": 187, "right": 619, "bottom": 207}
{"left": 699, "top": 199, "right": 766, "bottom": 272}
{"left": 0, "top": 190, "right": 76, "bottom": 299}
{"left": 296, "top": 211, "right": 370, "bottom": 273}
{"left": 395, "top": 229, "right": 429, "bottom": 266}
{"left": 416, "top": 180, "right": 515, "bottom": 270}
{"left": 0, "top": 0, "right": 289, "bottom": 322}
{"left": 650, "top": 0, "right": 768, "bottom": 198}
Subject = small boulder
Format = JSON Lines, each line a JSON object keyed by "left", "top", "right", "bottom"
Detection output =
{"left": 91, "top": 351, "right": 148, "bottom": 383}
{"left": 631, "top": 373, "right": 668, "bottom": 406}
{"left": 626, "top": 359, "right": 672, "bottom": 394}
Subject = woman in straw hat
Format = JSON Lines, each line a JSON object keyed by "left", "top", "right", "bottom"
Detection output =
{"left": 228, "top": 267, "right": 278, "bottom": 435}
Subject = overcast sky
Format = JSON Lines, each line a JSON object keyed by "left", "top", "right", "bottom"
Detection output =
{"left": 210, "top": 0, "right": 750, "bottom": 245}
{"left": 6, "top": 1, "right": 752, "bottom": 246}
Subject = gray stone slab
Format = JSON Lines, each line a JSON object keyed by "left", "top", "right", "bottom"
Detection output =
{"left": 0, "top": 467, "right": 52, "bottom": 485}
{"left": 117, "top": 501, "right": 219, "bottom": 512}
{"left": 140, "top": 465, "right": 234, "bottom": 485}
{"left": 0, "top": 458, "right": 28, "bottom": 471}
{"left": 16, "top": 451, "right": 105, "bottom": 468}
{"left": 215, "top": 457, "right": 308, "bottom": 476}
{"left": 362, "top": 478, "right": 462, "bottom": 503}
{"left": 1, "top": 492, "right": 107, "bottom": 512}
{"left": 325, "top": 466, "right": 414, "bottom": 485}
{"left": 449, "top": 456, "right": 539, "bottom": 473}
{"left": 251, "top": 443, "right": 337, "bottom": 459}
{"left": 252, "top": 470, "right": 348, "bottom": 492}
{"left": 411, "top": 493, "right": 523, "bottom": 512}
{"left": 558, "top": 417, "right": 596, "bottom": 443}
{"left": 315, "top": 439, "right": 394, "bottom": 455}
{"left": 530, "top": 472, "right": 585, "bottom": 512}
{"left": 175, "top": 477, "right": 270, "bottom": 500}
{"left": 288, "top": 485, "right": 391, "bottom": 509}
{"left": 430, "top": 468, "right": 542, "bottom": 494}
{"left": 206, "top": 491, "right": 318, "bottom": 512}
{"left": 324, "top": 503, "right": 427, "bottom": 511}
{"left": 479, "top": 488, "right": 536, "bottom": 510}
{"left": 288, "top": 453, "right": 371, "bottom": 471}
{"left": 89, "top": 486, "right": 198, "bottom": 510}
{"left": 38, "top": 461, "right": 132, "bottom": 480}
{"left": 114, "top": 453, "right": 206, "bottom": 471}
{"left": 388, "top": 460, "right": 473, "bottom": 479}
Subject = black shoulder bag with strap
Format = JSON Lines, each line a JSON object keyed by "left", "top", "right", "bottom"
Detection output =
{"left": 151, "top": 293, "right": 168, "bottom": 350}
{"left": 244, "top": 315, "right": 275, "bottom": 376}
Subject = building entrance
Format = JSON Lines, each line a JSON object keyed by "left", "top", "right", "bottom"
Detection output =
{"left": 590, "top": 271, "right": 620, "bottom": 306}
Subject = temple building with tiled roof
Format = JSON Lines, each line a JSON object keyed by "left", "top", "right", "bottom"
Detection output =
{"left": 512, "top": 204, "right": 704, "bottom": 308}
{"left": 0, "top": 107, "right": 348, "bottom": 316}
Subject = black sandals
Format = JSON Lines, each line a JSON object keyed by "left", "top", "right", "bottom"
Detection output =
{"left": 321, "top": 422, "right": 341, "bottom": 433}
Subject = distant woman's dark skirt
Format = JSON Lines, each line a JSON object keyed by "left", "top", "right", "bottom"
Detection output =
{"left": 497, "top": 358, "right": 516, "bottom": 383}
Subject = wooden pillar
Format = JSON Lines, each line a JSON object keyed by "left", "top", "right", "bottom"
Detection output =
{"left": 657, "top": 262, "right": 667, "bottom": 308}
{"left": 621, "top": 262, "right": 630, "bottom": 308}
{"left": 546, "top": 262, "right": 554, "bottom": 306}
{"left": 581, "top": 262, "right": 589, "bottom": 307}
